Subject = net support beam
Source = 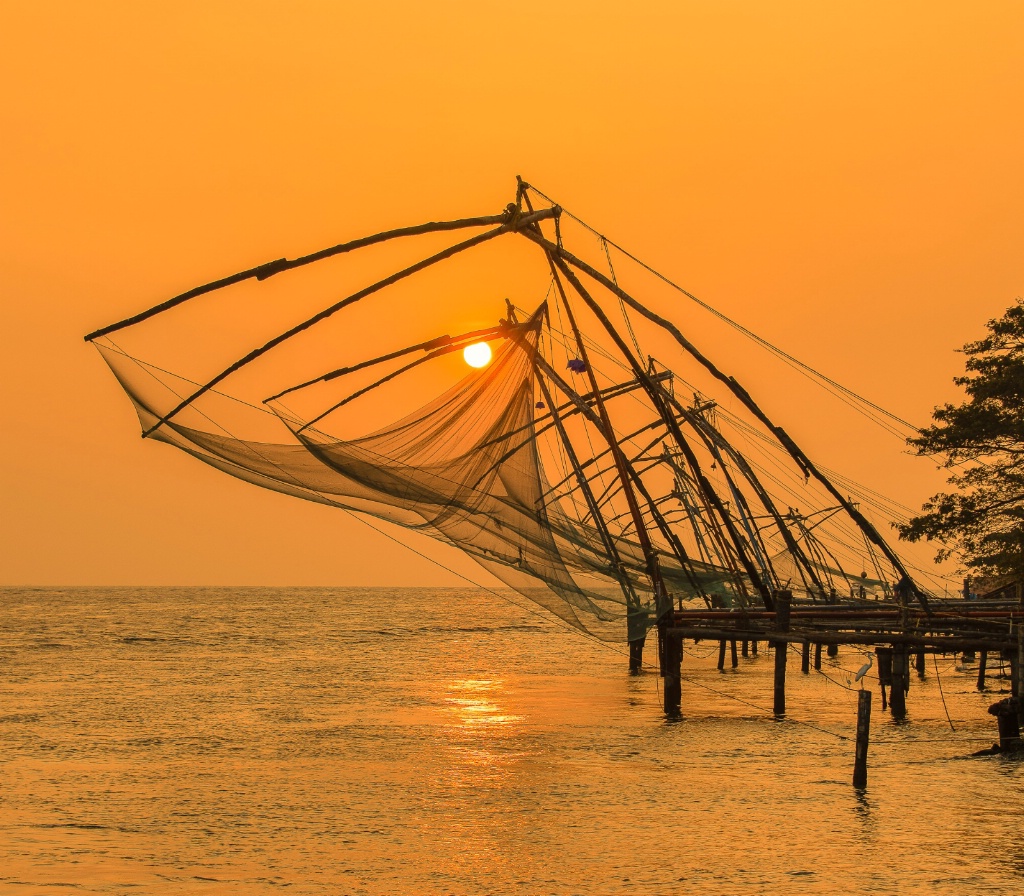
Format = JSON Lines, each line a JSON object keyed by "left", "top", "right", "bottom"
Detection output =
{"left": 85, "top": 211, "right": 518, "bottom": 342}
{"left": 518, "top": 226, "right": 929, "bottom": 613}
{"left": 139, "top": 207, "right": 557, "bottom": 438}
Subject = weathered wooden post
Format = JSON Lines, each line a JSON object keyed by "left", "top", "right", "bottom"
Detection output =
{"left": 876, "top": 646, "right": 892, "bottom": 711}
{"left": 730, "top": 639, "right": 739, "bottom": 669}
{"left": 988, "top": 697, "right": 1022, "bottom": 751}
{"left": 1014, "top": 624, "right": 1023, "bottom": 700}
{"left": 742, "top": 640, "right": 749, "bottom": 658}
{"left": 664, "top": 630, "right": 682, "bottom": 716}
{"left": 853, "top": 688, "right": 872, "bottom": 788}
{"left": 801, "top": 640, "right": 810, "bottom": 674}
{"left": 915, "top": 648, "right": 926, "bottom": 679}
{"left": 977, "top": 650, "right": 988, "bottom": 691}
{"left": 890, "top": 643, "right": 907, "bottom": 720}
{"left": 814, "top": 642, "right": 822, "bottom": 670}
{"left": 629, "top": 637, "right": 645, "bottom": 674}
{"left": 1016, "top": 623, "right": 1024, "bottom": 724}
{"left": 751, "top": 639, "right": 758, "bottom": 656}
{"left": 773, "top": 590, "right": 792, "bottom": 716}
{"left": 717, "top": 639, "right": 727, "bottom": 672}
{"left": 827, "top": 642, "right": 839, "bottom": 658}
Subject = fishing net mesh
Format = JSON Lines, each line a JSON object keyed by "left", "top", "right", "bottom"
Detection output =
{"left": 96, "top": 310, "right": 740, "bottom": 641}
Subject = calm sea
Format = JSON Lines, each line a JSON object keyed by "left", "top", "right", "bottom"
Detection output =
{"left": 1, "top": 587, "right": 1022, "bottom": 895}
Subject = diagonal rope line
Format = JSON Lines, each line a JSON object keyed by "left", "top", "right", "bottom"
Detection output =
{"left": 525, "top": 183, "right": 919, "bottom": 436}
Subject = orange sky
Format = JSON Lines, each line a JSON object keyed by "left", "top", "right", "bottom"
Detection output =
{"left": 2, "top": 1, "right": 1021, "bottom": 586}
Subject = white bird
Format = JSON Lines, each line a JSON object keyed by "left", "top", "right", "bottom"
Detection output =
{"left": 853, "top": 653, "right": 874, "bottom": 688}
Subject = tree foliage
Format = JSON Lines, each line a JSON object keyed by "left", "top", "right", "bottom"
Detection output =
{"left": 899, "top": 299, "right": 1024, "bottom": 579}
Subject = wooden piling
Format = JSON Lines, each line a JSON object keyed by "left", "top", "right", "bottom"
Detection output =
{"left": 751, "top": 639, "right": 758, "bottom": 656}
{"left": 853, "top": 688, "right": 872, "bottom": 788}
{"left": 773, "top": 590, "right": 792, "bottom": 716}
{"left": 827, "top": 642, "right": 839, "bottom": 658}
{"left": 1016, "top": 624, "right": 1024, "bottom": 725}
{"left": 629, "top": 638, "right": 644, "bottom": 674}
{"left": 988, "top": 697, "right": 1022, "bottom": 751}
{"left": 876, "top": 647, "right": 892, "bottom": 711}
{"left": 730, "top": 639, "right": 739, "bottom": 669}
{"left": 663, "top": 631, "right": 682, "bottom": 716}
{"left": 890, "top": 644, "right": 907, "bottom": 720}
{"left": 916, "top": 648, "right": 926, "bottom": 679}
{"left": 1014, "top": 624, "right": 1023, "bottom": 700}
{"left": 801, "top": 640, "right": 810, "bottom": 674}
{"left": 717, "top": 639, "right": 727, "bottom": 671}
{"left": 876, "top": 648, "right": 893, "bottom": 687}
{"left": 977, "top": 650, "right": 987, "bottom": 691}
{"left": 814, "top": 642, "right": 822, "bottom": 670}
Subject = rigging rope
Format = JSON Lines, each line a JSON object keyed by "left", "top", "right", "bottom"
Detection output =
{"left": 524, "top": 183, "right": 920, "bottom": 437}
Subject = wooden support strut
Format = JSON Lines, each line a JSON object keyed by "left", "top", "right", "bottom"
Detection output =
{"left": 668, "top": 626, "right": 1015, "bottom": 653}
{"left": 519, "top": 194, "right": 670, "bottom": 667}
{"left": 890, "top": 644, "right": 908, "bottom": 720}
{"left": 1015, "top": 623, "right": 1024, "bottom": 725}
{"left": 675, "top": 406, "right": 827, "bottom": 600}
{"left": 663, "top": 630, "right": 682, "bottom": 716}
{"left": 774, "top": 590, "right": 792, "bottom": 715}
{"left": 536, "top": 245, "right": 775, "bottom": 612}
{"left": 533, "top": 372, "right": 642, "bottom": 646}
{"left": 138, "top": 206, "right": 557, "bottom": 438}
{"left": 516, "top": 225, "right": 930, "bottom": 614}
{"left": 528, "top": 353, "right": 711, "bottom": 610}
{"left": 84, "top": 211, "right": 519, "bottom": 343}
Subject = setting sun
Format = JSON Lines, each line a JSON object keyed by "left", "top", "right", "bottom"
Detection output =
{"left": 463, "top": 342, "right": 492, "bottom": 368}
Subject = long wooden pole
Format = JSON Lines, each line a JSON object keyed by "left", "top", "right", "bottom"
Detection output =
{"left": 84, "top": 212, "right": 515, "bottom": 342}
{"left": 683, "top": 410, "right": 827, "bottom": 599}
{"left": 534, "top": 373, "right": 641, "bottom": 617}
{"left": 139, "top": 208, "right": 556, "bottom": 437}
{"left": 520, "top": 193, "right": 669, "bottom": 659}
{"left": 516, "top": 227, "right": 928, "bottom": 613}
{"left": 266, "top": 324, "right": 510, "bottom": 403}
{"left": 540, "top": 247, "right": 775, "bottom": 610}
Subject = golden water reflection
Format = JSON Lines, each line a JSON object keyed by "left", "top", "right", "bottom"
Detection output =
{"left": 443, "top": 678, "right": 523, "bottom": 730}
{"left": 439, "top": 678, "right": 526, "bottom": 792}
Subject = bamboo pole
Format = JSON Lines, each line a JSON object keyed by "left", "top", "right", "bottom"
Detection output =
{"left": 534, "top": 373, "right": 641, "bottom": 631}
{"left": 516, "top": 227, "right": 930, "bottom": 614}
{"left": 521, "top": 202, "right": 665, "bottom": 617}
{"left": 266, "top": 324, "right": 510, "bottom": 403}
{"left": 660, "top": 395, "right": 826, "bottom": 598}
{"left": 140, "top": 208, "right": 555, "bottom": 437}
{"left": 85, "top": 211, "right": 516, "bottom": 342}
{"left": 535, "top": 245, "right": 775, "bottom": 611}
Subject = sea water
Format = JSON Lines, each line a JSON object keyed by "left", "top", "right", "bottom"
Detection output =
{"left": 1, "top": 586, "right": 1022, "bottom": 895}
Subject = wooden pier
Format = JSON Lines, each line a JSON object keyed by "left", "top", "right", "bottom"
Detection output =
{"left": 660, "top": 593, "right": 1024, "bottom": 730}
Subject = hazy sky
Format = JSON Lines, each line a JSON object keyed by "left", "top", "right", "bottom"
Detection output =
{"left": 2, "top": 2, "right": 1021, "bottom": 586}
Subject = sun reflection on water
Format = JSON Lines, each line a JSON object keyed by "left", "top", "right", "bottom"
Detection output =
{"left": 444, "top": 678, "right": 523, "bottom": 729}
{"left": 438, "top": 679, "right": 526, "bottom": 792}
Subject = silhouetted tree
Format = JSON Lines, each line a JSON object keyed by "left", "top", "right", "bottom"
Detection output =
{"left": 899, "top": 300, "right": 1024, "bottom": 581}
